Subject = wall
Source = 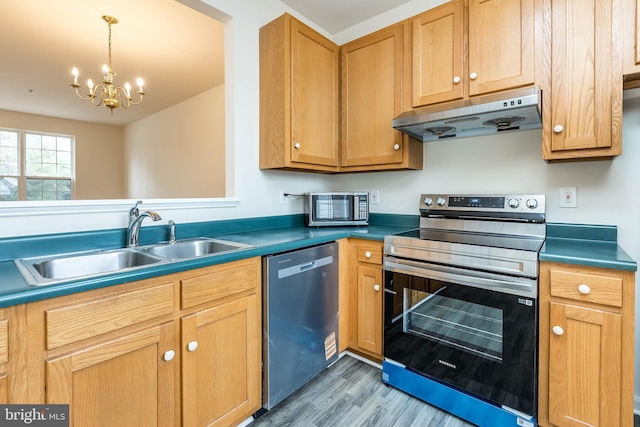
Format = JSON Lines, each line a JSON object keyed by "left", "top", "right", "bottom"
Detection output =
{"left": 123, "top": 84, "right": 226, "bottom": 199}
{"left": 0, "top": 109, "right": 124, "bottom": 199}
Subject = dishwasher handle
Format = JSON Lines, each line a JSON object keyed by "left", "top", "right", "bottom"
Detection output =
{"left": 277, "top": 255, "right": 334, "bottom": 279}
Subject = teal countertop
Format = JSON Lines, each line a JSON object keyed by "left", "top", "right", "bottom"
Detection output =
{"left": 0, "top": 217, "right": 635, "bottom": 308}
{"left": 0, "top": 214, "right": 417, "bottom": 308}
{"left": 540, "top": 223, "right": 637, "bottom": 272}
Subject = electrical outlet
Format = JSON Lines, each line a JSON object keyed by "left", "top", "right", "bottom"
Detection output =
{"left": 559, "top": 187, "right": 577, "bottom": 208}
{"left": 370, "top": 189, "right": 380, "bottom": 205}
{"left": 280, "top": 190, "right": 288, "bottom": 205}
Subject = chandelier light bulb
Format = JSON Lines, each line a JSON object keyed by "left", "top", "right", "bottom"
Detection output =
{"left": 69, "top": 15, "right": 145, "bottom": 114}
{"left": 136, "top": 78, "right": 144, "bottom": 93}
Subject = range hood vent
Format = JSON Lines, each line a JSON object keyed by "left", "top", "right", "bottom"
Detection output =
{"left": 392, "top": 87, "right": 542, "bottom": 142}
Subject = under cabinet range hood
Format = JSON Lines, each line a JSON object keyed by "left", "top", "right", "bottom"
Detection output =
{"left": 392, "top": 87, "right": 542, "bottom": 142}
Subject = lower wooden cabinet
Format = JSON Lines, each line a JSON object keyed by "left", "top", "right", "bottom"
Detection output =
{"left": 348, "top": 239, "right": 384, "bottom": 360}
{"left": 181, "top": 294, "right": 260, "bottom": 427}
{"left": 24, "top": 257, "right": 262, "bottom": 427}
{"left": 46, "top": 322, "right": 176, "bottom": 427}
{"left": 538, "top": 262, "right": 635, "bottom": 427}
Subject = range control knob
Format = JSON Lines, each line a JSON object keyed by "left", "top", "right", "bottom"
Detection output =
{"left": 424, "top": 197, "right": 433, "bottom": 206}
{"left": 526, "top": 198, "right": 538, "bottom": 209}
{"left": 436, "top": 197, "right": 446, "bottom": 207}
{"left": 508, "top": 198, "right": 520, "bottom": 208}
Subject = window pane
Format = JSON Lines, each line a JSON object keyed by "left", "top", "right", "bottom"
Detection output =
{"left": 25, "top": 134, "right": 74, "bottom": 178}
{"left": 25, "top": 133, "right": 41, "bottom": 149}
{"left": 26, "top": 178, "right": 72, "bottom": 201}
{"left": 0, "top": 131, "right": 19, "bottom": 176}
{"left": 0, "top": 176, "right": 18, "bottom": 201}
{"left": 42, "top": 135, "right": 56, "bottom": 151}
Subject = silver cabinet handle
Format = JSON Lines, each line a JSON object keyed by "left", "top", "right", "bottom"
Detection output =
{"left": 373, "top": 284, "right": 380, "bottom": 292}
{"left": 469, "top": 72, "right": 478, "bottom": 80}
{"left": 163, "top": 350, "right": 175, "bottom": 361}
{"left": 187, "top": 341, "right": 198, "bottom": 352}
{"left": 294, "top": 142, "right": 301, "bottom": 149}
{"left": 393, "top": 143, "right": 400, "bottom": 150}
{"left": 384, "top": 288, "right": 397, "bottom": 295}
{"left": 553, "top": 125, "right": 564, "bottom": 133}
{"left": 578, "top": 284, "right": 591, "bottom": 295}
{"left": 453, "top": 76, "right": 461, "bottom": 84}
{"left": 365, "top": 251, "right": 371, "bottom": 258}
{"left": 552, "top": 326, "right": 564, "bottom": 336}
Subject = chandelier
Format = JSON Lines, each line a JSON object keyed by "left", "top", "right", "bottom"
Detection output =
{"left": 70, "top": 15, "right": 145, "bottom": 114}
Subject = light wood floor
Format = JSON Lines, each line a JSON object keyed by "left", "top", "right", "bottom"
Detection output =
{"left": 251, "top": 354, "right": 476, "bottom": 427}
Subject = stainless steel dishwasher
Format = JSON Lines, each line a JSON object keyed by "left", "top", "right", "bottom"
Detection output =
{"left": 262, "top": 242, "right": 339, "bottom": 410}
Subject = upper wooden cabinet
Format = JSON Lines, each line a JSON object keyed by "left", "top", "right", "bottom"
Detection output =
{"left": 260, "top": 13, "right": 340, "bottom": 172}
{"left": 623, "top": 0, "right": 640, "bottom": 81}
{"left": 260, "top": 14, "right": 422, "bottom": 173}
{"left": 542, "top": 0, "right": 623, "bottom": 161}
{"left": 340, "top": 21, "right": 422, "bottom": 171}
{"left": 412, "top": 0, "right": 538, "bottom": 107}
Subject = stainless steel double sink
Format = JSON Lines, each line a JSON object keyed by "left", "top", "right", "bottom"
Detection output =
{"left": 15, "top": 237, "right": 253, "bottom": 287}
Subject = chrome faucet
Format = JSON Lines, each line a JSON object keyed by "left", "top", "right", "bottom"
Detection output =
{"left": 127, "top": 201, "right": 162, "bottom": 247}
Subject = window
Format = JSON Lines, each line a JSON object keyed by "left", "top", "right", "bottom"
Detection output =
{"left": 0, "top": 129, "right": 74, "bottom": 201}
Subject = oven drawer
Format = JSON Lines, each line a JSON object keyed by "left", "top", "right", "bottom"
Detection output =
{"left": 356, "top": 242, "right": 382, "bottom": 265}
{"left": 549, "top": 268, "right": 623, "bottom": 308}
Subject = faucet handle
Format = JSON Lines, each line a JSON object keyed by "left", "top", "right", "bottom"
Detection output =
{"left": 129, "top": 200, "right": 143, "bottom": 219}
{"left": 168, "top": 220, "right": 176, "bottom": 244}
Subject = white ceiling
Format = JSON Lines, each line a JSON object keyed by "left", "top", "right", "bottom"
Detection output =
{"left": 281, "top": 0, "right": 412, "bottom": 34}
{"left": 0, "top": 0, "right": 225, "bottom": 126}
{"left": 0, "top": 0, "right": 407, "bottom": 126}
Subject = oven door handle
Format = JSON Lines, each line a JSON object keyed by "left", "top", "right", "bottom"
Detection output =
{"left": 384, "top": 256, "right": 537, "bottom": 298}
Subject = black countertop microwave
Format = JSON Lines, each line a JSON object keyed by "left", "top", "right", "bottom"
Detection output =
{"left": 305, "top": 192, "right": 369, "bottom": 227}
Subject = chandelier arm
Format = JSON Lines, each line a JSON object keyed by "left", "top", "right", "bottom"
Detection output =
{"left": 72, "top": 86, "right": 96, "bottom": 101}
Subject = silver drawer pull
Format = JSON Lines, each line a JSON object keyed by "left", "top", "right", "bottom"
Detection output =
{"left": 552, "top": 326, "right": 564, "bottom": 336}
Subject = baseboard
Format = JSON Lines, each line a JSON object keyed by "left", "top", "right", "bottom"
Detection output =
{"left": 340, "top": 350, "right": 383, "bottom": 370}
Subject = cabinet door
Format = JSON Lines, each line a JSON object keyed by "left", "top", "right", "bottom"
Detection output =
{"left": 46, "top": 323, "right": 176, "bottom": 427}
{"left": 341, "top": 23, "right": 405, "bottom": 167}
{"left": 412, "top": 0, "right": 465, "bottom": 106}
{"left": 290, "top": 19, "right": 339, "bottom": 167}
{"left": 468, "top": 0, "right": 535, "bottom": 96}
{"left": 548, "top": 302, "right": 621, "bottom": 427}
{"left": 356, "top": 264, "right": 383, "bottom": 356}
{"left": 544, "top": 0, "right": 622, "bottom": 159}
{"left": 623, "top": 0, "right": 640, "bottom": 76}
{"left": 181, "top": 294, "right": 260, "bottom": 427}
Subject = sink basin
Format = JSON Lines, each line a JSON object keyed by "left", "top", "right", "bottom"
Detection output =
{"left": 15, "top": 237, "right": 253, "bottom": 287}
{"left": 15, "top": 249, "right": 164, "bottom": 286}
{"left": 140, "top": 238, "right": 252, "bottom": 260}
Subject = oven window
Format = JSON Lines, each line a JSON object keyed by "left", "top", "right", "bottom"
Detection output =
{"left": 403, "top": 287, "right": 503, "bottom": 362}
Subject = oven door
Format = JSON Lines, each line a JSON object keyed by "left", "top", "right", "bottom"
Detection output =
{"left": 384, "top": 257, "right": 538, "bottom": 417}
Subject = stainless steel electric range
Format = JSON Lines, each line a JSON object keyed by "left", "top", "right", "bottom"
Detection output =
{"left": 382, "top": 194, "right": 546, "bottom": 427}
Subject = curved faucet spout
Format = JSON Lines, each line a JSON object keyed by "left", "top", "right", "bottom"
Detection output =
{"left": 127, "top": 210, "right": 162, "bottom": 247}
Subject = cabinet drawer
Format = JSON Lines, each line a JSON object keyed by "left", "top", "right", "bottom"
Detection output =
{"left": 549, "top": 269, "right": 623, "bottom": 308}
{"left": 181, "top": 257, "right": 260, "bottom": 309}
{"left": 356, "top": 242, "right": 383, "bottom": 265}
{"left": 46, "top": 282, "right": 175, "bottom": 350}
